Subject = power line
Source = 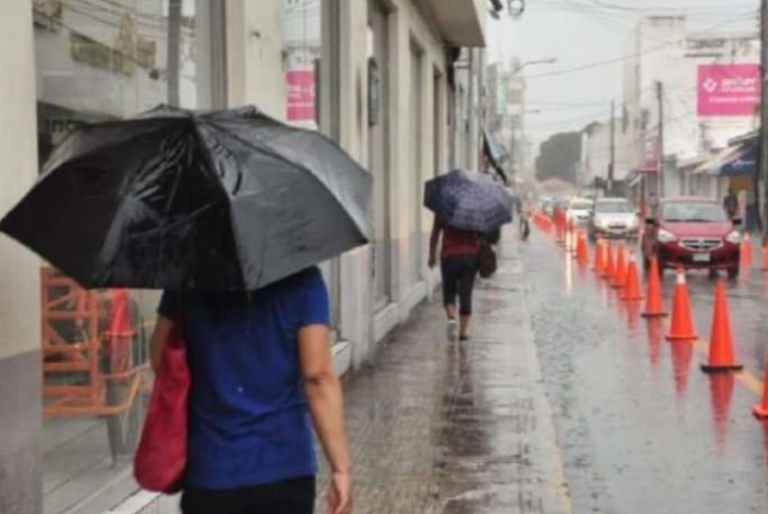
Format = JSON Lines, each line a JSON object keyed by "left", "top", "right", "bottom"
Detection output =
{"left": 521, "top": 9, "right": 757, "bottom": 80}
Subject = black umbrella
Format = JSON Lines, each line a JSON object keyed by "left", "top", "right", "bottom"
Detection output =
{"left": 424, "top": 169, "right": 513, "bottom": 233}
{"left": 0, "top": 106, "right": 372, "bottom": 290}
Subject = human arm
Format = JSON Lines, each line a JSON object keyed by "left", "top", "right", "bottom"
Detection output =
{"left": 299, "top": 325, "right": 353, "bottom": 514}
{"left": 429, "top": 217, "right": 443, "bottom": 268}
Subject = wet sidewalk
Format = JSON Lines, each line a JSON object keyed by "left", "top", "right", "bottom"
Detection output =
{"left": 316, "top": 237, "right": 572, "bottom": 513}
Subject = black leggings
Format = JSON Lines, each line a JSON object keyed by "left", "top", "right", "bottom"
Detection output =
{"left": 441, "top": 256, "right": 477, "bottom": 316}
{"left": 180, "top": 476, "right": 315, "bottom": 514}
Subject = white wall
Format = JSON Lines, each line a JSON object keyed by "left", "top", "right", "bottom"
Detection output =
{"left": 0, "top": 4, "right": 43, "bottom": 514}
{"left": 227, "top": 0, "right": 287, "bottom": 120}
{"left": 0, "top": 0, "right": 42, "bottom": 364}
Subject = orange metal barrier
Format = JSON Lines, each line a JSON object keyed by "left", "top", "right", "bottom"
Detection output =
{"left": 41, "top": 268, "right": 145, "bottom": 418}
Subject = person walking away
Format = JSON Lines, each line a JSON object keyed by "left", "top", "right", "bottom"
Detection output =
{"left": 149, "top": 268, "right": 352, "bottom": 514}
{"left": 428, "top": 217, "right": 481, "bottom": 342}
{"left": 723, "top": 188, "right": 739, "bottom": 220}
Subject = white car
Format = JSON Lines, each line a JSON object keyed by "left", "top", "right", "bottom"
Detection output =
{"left": 566, "top": 198, "right": 593, "bottom": 226}
{"left": 588, "top": 198, "right": 640, "bottom": 240}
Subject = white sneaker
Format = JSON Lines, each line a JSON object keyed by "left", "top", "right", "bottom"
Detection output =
{"left": 447, "top": 320, "right": 458, "bottom": 341}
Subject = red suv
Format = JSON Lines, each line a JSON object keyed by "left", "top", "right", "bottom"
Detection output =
{"left": 642, "top": 197, "right": 742, "bottom": 278}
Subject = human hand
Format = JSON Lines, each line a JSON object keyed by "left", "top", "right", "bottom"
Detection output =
{"left": 428, "top": 256, "right": 437, "bottom": 269}
{"left": 327, "top": 472, "right": 353, "bottom": 514}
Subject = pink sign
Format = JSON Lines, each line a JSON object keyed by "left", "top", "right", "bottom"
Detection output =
{"left": 697, "top": 64, "right": 760, "bottom": 117}
{"left": 286, "top": 70, "right": 316, "bottom": 122}
{"left": 642, "top": 137, "right": 659, "bottom": 172}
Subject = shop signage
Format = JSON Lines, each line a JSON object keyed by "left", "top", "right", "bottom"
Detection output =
{"left": 698, "top": 64, "right": 760, "bottom": 117}
{"left": 286, "top": 69, "right": 316, "bottom": 122}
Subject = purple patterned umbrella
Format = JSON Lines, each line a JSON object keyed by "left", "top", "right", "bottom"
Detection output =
{"left": 424, "top": 169, "right": 513, "bottom": 233}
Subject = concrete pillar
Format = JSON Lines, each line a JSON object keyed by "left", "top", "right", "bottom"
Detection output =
{"left": 335, "top": 0, "right": 373, "bottom": 369}
{"left": 0, "top": 2, "right": 43, "bottom": 513}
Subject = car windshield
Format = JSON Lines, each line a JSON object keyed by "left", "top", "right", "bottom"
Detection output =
{"left": 571, "top": 201, "right": 592, "bottom": 210}
{"left": 661, "top": 202, "right": 728, "bottom": 223}
{"left": 596, "top": 201, "right": 633, "bottom": 214}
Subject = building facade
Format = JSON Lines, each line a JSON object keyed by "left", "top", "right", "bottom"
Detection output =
{"left": 622, "top": 16, "right": 759, "bottom": 205}
{"left": 485, "top": 57, "right": 528, "bottom": 181}
{"left": 0, "top": 1, "right": 487, "bottom": 513}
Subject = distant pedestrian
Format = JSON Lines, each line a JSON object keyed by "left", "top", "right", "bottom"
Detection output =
{"left": 429, "top": 217, "right": 482, "bottom": 342}
{"left": 723, "top": 188, "right": 739, "bottom": 220}
{"left": 149, "top": 268, "right": 353, "bottom": 514}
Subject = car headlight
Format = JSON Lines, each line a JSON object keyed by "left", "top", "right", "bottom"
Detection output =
{"left": 725, "top": 230, "right": 742, "bottom": 245}
{"left": 657, "top": 229, "right": 677, "bottom": 243}
{"left": 627, "top": 217, "right": 639, "bottom": 228}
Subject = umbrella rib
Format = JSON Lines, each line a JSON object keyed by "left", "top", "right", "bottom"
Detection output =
{"left": 202, "top": 119, "right": 370, "bottom": 241}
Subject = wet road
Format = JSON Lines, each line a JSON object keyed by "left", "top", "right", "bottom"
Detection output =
{"left": 523, "top": 229, "right": 768, "bottom": 513}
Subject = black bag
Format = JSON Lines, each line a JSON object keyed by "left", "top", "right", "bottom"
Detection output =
{"left": 477, "top": 241, "right": 497, "bottom": 279}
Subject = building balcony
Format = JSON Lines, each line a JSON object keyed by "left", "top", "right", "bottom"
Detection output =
{"left": 418, "top": 0, "right": 487, "bottom": 47}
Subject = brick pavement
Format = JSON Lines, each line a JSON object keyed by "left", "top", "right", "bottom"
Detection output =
{"left": 316, "top": 238, "right": 572, "bottom": 514}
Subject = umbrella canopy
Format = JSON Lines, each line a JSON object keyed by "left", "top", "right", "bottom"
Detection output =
{"left": 0, "top": 106, "right": 372, "bottom": 290}
{"left": 424, "top": 169, "right": 513, "bottom": 233}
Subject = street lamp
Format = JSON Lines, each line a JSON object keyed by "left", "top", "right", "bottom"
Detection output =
{"left": 512, "top": 58, "right": 557, "bottom": 75}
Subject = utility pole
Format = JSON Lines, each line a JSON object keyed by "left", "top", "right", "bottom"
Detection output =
{"left": 656, "top": 80, "right": 665, "bottom": 199}
{"left": 759, "top": 0, "right": 768, "bottom": 235}
{"left": 608, "top": 99, "right": 615, "bottom": 195}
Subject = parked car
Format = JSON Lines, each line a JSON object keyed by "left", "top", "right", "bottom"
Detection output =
{"left": 588, "top": 198, "right": 640, "bottom": 241}
{"left": 641, "top": 197, "right": 742, "bottom": 278}
{"left": 566, "top": 197, "right": 593, "bottom": 226}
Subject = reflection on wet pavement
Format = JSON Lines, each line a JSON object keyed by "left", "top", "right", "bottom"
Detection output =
{"left": 523, "top": 230, "right": 768, "bottom": 514}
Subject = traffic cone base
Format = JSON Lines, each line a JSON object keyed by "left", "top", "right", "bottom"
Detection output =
{"left": 666, "top": 333, "right": 698, "bottom": 342}
{"left": 753, "top": 404, "right": 768, "bottom": 419}
{"left": 642, "top": 307, "right": 669, "bottom": 318}
{"left": 701, "top": 363, "right": 744, "bottom": 374}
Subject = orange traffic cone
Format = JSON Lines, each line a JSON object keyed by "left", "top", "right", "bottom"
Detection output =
{"left": 666, "top": 268, "right": 698, "bottom": 341}
{"left": 603, "top": 241, "right": 615, "bottom": 280}
{"left": 105, "top": 289, "right": 136, "bottom": 372}
{"left": 576, "top": 232, "right": 590, "bottom": 266}
{"left": 753, "top": 345, "right": 768, "bottom": 419}
{"left": 742, "top": 233, "right": 753, "bottom": 268}
{"left": 621, "top": 253, "right": 644, "bottom": 301}
{"left": 612, "top": 241, "right": 628, "bottom": 289}
{"left": 593, "top": 239, "right": 605, "bottom": 273}
{"left": 642, "top": 257, "right": 668, "bottom": 318}
{"left": 701, "top": 279, "right": 743, "bottom": 373}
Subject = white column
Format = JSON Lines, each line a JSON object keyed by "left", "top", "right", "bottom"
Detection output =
{"left": 0, "top": 1, "right": 43, "bottom": 513}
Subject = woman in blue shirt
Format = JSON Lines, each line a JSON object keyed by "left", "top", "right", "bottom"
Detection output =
{"left": 149, "top": 267, "right": 352, "bottom": 514}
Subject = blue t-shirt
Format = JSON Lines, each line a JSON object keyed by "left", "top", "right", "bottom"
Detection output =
{"left": 158, "top": 267, "right": 330, "bottom": 490}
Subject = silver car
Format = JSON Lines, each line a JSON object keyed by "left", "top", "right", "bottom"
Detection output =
{"left": 588, "top": 198, "right": 640, "bottom": 241}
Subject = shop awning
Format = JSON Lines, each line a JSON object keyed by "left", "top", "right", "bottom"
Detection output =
{"left": 718, "top": 146, "right": 756, "bottom": 177}
{"left": 692, "top": 145, "right": 742, "bottom": 176}
{"left": 483, "top": 130, "right": 509, "bottom": 184}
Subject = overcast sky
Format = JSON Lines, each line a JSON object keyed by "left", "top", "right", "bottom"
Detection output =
{"left": 487, "top": 0, "right": 758, "bottom": 151}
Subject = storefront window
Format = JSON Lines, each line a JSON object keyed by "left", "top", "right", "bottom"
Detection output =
{"left": 32, "top": 1, "right": 217, "bottom": 511}
{"left": 284, "top": 0, "right": 343, "bottom": 330}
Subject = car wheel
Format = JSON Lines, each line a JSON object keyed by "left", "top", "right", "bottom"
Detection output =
{"left": 728, "top": 266, "right": 740, "bottom": 280}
